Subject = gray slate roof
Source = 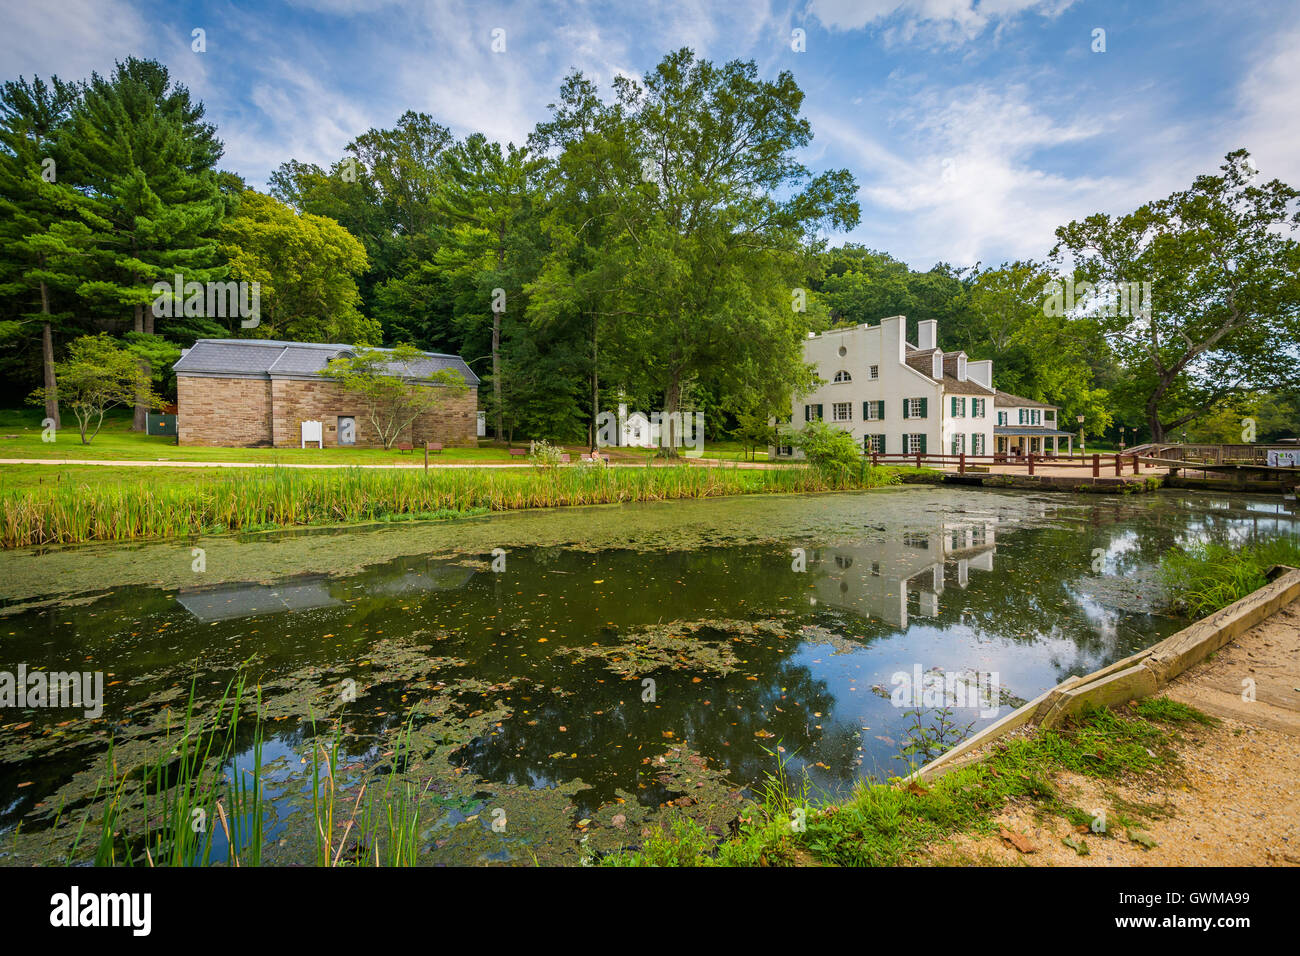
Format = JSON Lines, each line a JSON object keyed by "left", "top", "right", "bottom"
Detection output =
{"left": 173, "top": 339, "right": 480, "bottom": 386}
{"left": 994, "top": 389, "right": 1057, "bottom": 409}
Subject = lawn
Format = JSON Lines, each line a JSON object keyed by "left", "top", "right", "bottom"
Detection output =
{"left": 0, "top": 408, "right": 770, "bottom": 466}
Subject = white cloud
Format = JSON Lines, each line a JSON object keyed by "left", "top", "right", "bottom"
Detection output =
{"left": 819, "top": 84, "right": 1121, "bottom": 266}
{"left": 808, "top": 0, "right": 1074, "bottom": 45}
{"left": 1232, "top": 25, "right": 1300, "bottom": 187}
{"left": 0, "top": 0, "right": 149, "bottom": 81}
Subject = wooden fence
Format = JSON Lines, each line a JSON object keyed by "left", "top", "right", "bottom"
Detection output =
{"left": 869, "top": 450, "right": 1145, "bottom": 477}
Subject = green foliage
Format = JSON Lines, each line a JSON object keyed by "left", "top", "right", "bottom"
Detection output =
{"left": 220, "top": 190, "right": 377, "bottom": 343}
{"left": 319, "top": 344, "right": 467, "bottom": 449}
{"left": 788, "top": 419, "right": 861, "bottom": 474}
{"left": 27, "top": 333, "right": 161, "bottom": 443}
{"left": 1053, "top": 149, "right": 1300, "bottom": 441}
{"left": 526, "top": 438, "right": 563, "bottom": 469}
{"left": 1158, "top": 537, "right": 1300, "bottom": 617}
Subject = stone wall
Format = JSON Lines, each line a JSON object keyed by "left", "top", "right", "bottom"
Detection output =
{"left": 177, "top": 374, "right": 477, "bottom": 448}
{"left": 177, "top": 375, "right": 273, "bottom": 446}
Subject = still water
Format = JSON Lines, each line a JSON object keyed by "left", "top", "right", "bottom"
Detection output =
{"left": 0, "top": 486, "right": 1293, "bottom": 864}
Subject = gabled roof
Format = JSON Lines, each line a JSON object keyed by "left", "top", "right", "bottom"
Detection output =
{"left": 903, "top": 348, "right": 994, "bottom": 395}
{"left": 994, "top": 389, "right": 1057, "bottom": 410}
{"left": 173, "top": 339, "right": 480, "bottom": 386}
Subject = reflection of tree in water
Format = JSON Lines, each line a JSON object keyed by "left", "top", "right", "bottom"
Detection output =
{"left": 449, "top": 652, "right": 838, "bottom": 816}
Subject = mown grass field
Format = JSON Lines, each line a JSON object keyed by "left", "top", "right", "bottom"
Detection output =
{"left": 0, "top": 408, "right": 770, "bottom": 465}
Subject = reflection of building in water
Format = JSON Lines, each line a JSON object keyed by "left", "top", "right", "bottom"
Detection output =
{"left": 176, "top": 575, "right": 344, "bottom": 623}
{"left": 809, "top": 524, "right": 996, "bottom": 628}
{"left": 176, "top": 559, "right": 476, "bottom": 623}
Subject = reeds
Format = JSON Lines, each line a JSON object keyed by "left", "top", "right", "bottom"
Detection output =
{"left": 1, "top": 463, "right": 900, "bottom": 548}
{"left": 1158, "top": 537, "right": 1300, "bottom": 617}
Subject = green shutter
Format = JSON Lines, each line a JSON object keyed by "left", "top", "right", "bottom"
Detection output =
{"left": 902, "top": 401, "right": 910, "bottom": 420}
{"left": 815, "top": 404, "right": 823, "bottom": 420}
{"left": 879, "top": 434, "right": 885, "bottom": 454}
{"left": 876, "top": 400, "right": 885, "bottom": 419}
{"left": 918, "top": 433, "right": 927, "bottom": 454}
{"left": 919, "top": 397, "right": 928, "bottom": 418}
{"left": 951, "top": 396, "right": 957, "bottom": 416}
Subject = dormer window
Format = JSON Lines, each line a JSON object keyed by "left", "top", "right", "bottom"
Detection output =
{"left": 833, "top": 370, "right": 852, "bottom": 383}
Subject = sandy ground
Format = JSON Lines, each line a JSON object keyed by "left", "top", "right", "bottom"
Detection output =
{"left": 927, "top": 597, "right": 1300, "bottom": 866}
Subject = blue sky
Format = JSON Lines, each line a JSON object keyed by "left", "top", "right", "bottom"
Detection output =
{"left": 4, "top": 0, "right": 1297, "bottom": 268}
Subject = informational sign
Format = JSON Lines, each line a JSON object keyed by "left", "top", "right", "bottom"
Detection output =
{"left": 1267, "top": 449, "right": 1297, "bottom": 468}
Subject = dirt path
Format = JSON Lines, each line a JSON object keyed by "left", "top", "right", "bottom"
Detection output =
{"left": 931, "top": 597, "right": 1300, "bottom": 866}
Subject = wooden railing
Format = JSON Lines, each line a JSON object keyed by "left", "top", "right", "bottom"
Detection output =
{"left": 869, "top": 451, "right": 1145, "bottom": 477}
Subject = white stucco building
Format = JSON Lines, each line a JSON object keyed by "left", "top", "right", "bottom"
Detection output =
{"left": 772, "top": 316, "right": 996, "bottom": 458}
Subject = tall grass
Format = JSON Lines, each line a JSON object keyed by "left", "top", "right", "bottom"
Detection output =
{"left": 1158, "top": 536, "right": 1300, "bottom": 617}
{"left": 1, "top": 463, "right": 900, "bottom": 548}
{"left": 73, "top": 671, "right": 432, "bottom": 866}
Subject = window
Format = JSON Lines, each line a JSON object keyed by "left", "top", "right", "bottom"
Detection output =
{"left": 904, "top": 397, "right": 927, "bottom": 419}
{"left": 869, "top": 364, "right": 879, "bottom": 380}
{"left": 971, "top": 398, "right": 985, "bottom": 417}
{"left": 863, "top": 434, "right": 885, "bottom": 454}
{"left": 863, "top": 400, "right": 883, "bottom": 421}
{"left": 832, "top": 402, "right": 852, "bottom": 422}
{"left": 804, "top": 404, "right": 823, "bottom": 422}
{"left": 1045, "top": 410, "right": 1055, "bottom": 424}
{"left": 904, "top": 433, "right": 926, "bottom": 454}
{"left": 951, "top": 433, "right": 966, "bottom": 454}
{"left": 833, "top": 370, "right": 852, "bottom": 383}
{"left": 951, "top": 396, "right": 966, "bottom": 418}
{"left": 997, "top": 410, "right": 1007, "bottom": 426}
{"left": 777, "top": 444, "right": 794, "bottom": 457}
{"left": 972, "top": 433, "right": 985, "bottom": 455}
{"left": 835, "top": 555, "right": 853, "bottom": 569}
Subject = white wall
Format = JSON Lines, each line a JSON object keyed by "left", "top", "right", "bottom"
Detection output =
{"left": 779, "top": 315, "right": 994, "bottom": 458}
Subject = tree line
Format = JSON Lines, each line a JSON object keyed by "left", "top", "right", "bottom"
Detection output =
{"left": 2, "top": 51, "right": 1296, "bottom": 447}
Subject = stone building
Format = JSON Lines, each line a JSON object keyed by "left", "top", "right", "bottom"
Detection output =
{"left": 172, "top": 339, "right": 479, "bottom": 448}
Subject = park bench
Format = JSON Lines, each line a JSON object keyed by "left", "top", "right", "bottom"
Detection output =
{"left": 426, "top": 442, "right": 443, "bottom": 454}
{"left": 508, "top": 448, "right": 528, "bottom": 458}
{"left": 397, "top": 442, "right": 413, "bottom": 452}
{"left": 558, "top": 453, "right": 570, "bottom": 463}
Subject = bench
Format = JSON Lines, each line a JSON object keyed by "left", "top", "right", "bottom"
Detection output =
{"left": 426, "top": 442, "right": 443, "bottom": 454}
{"left": 509, "top": 448, "right": 528, "bottom": 457}
{"left": 397, "top": 442, "right": 413, "bottom": 452}
{"left": 558, "top": 453, "right": 570, "bottom": 463}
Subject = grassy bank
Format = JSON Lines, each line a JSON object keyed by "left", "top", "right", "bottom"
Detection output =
{"left": 601, "top": 698, "right": 1215, "bottom": 867}
{"left": 1158, "top": 537, "right": 1300, "bottom": 617}
{"left": 0, "top": 461, "right": 902, "bottom": 548}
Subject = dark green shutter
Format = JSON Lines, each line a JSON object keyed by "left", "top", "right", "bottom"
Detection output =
{"left": 863, "top": 401, "right": 870, "bottom": 421}
{"left": 878, "top": 434, "right": 885, "bottom": 454}
{"left": 877, "top": 400, "right": 885, "bottom": 419}
{"left": 902, "top": 401, "right": 910, "bottom": 420}
{"left": 918, "top": 433, "right": 927, "bottom": 454}
{"left": 919, "top": 397, "right": 928, "bottom": 418}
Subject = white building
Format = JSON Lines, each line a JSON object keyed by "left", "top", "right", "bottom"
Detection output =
{"left": 992, "top": 392, "right": 1075, "bottom": 456}
{"left": 772, "top": 316, "right": 996, "bottom": 459}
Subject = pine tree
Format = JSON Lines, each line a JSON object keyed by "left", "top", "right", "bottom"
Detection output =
{"left": 0, "top": 75, "right": 90, "bottom": 428}
{"left": 60, "top": 58, "right": 226, "bottom": 429}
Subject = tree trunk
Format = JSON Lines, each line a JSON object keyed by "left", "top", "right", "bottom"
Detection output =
{"left": 662, "top": 375, "right": 681, "bottom": 459}
{"left": 491, "top": 310, "right": 502, "bottom": 442}
{"left": 132, "top": 301, "right": 148, "bottom": 430}
{"left": 589, "top": 313, "right": 599, "bottom": 453}
{"left": 39, "top": 281, "right": 59, "bottom": 428}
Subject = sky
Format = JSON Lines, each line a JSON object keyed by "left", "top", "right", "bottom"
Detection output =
{"left": 3, "top": 0, "right": 1298, "bottom": 269}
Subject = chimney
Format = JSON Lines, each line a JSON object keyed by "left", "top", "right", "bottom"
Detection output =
{"left": 917, "top": 319, "right": 937, "bottom": 350}
{"left": 931, "top": 350, "right": 943, "bottom": 379}
{"left": 957, "top": 354, "right": 967, "bottom": 382}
